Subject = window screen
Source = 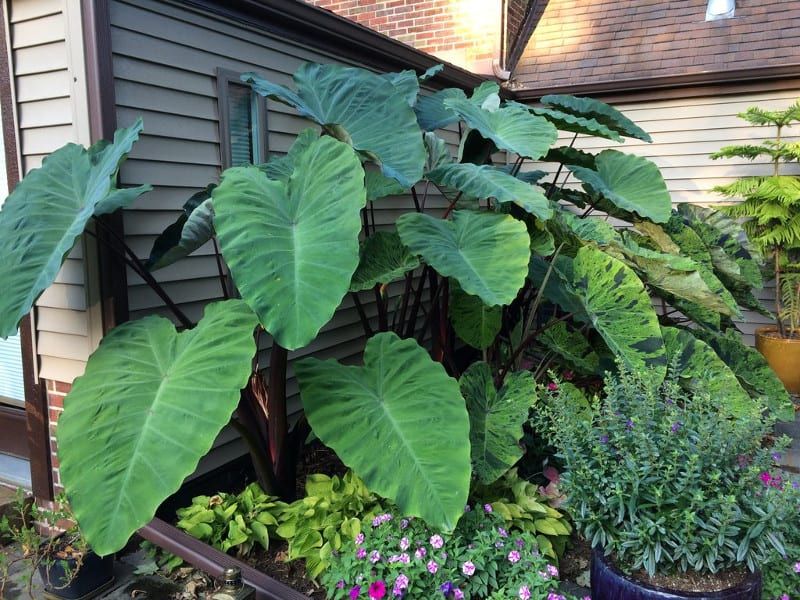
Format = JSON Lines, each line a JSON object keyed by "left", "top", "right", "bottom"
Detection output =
{"left": 217, "top": 69, "right": 268, "bottom": 169}
{"left": 0, "top": 331, "right": 24, "bottom": 406}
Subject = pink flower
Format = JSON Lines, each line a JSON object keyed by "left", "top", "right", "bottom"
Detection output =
{"left": 430, "top": 534, "right": 444, "bottom": 549}
{"left": 355, "top": 533, "right": 365, "bottom": 545}
{"left": 349, "top": 585, "right": 361, "bottom": 599}
{"left": 454, "top": 590, "right": 464, "bottom": 600}
{"left": 546, "top": 564, "right": 559, "bottom": 578}
{"left": 427, "top": 560, "right": 438, "bottom": 574}
{"left": 760, "top": 471, "right": 773, "bottom": 486}
{"left": 414, "top": 547, "right": 427, "bottom": 559}
{"left": 399, "top": 537, "right": 410, "bottom": 551}
{"left": 780, "top": 595, "right": 789, "bottom": 600}
{"left": 547, "top": 594, "right": 566, "bottom": 600}
{"left": 462, "top": 561, "right": 476, "bottom": 576}
{"left": 356, "top": 547, "right": 367, "bottom": 559}
{"left": 369, "top": 550, "right": 381, "bottom": 563}
{"left": 794, "top": 561, "right": 800, "bottom": 573}
{"left": 518, "top": 586, "right": 531, "bottom": 600}
{"left": 507, "top": 550, "right": 521, "bottom": 563}
{"left": 547, "top": 381, "right": 558, "bottom": 392}
{"left": 368, "top": 580, "right": 386, "bottom": 599}
{"left": 484, "top": 503, "right": 493, "bottom": 513}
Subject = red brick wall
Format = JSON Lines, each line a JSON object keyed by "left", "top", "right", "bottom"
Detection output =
{"left": 45, "top": 379, "right": 70, "bottom": 496}
{"left": 307, "top": 0, "right": 503, "bottom": 74}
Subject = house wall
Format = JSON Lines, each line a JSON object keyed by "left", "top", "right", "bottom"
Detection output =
{"left": 525, "top": 85, "right": 800, "bottom": 346}
{"left": 305, "top": 0, "right": 502, "bottom": 74}
{"left": 107, "top": 0, "right": 460, "bottom": 475}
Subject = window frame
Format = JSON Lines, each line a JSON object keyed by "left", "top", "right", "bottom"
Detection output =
{"left": 215, "top": 68, "right": 269, "bottom": 169}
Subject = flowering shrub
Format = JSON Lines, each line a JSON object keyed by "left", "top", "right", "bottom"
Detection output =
{"left": 539, "top": 364, "right": 794, "bottom": 576}
{"left": 761, "top": 471, "right": 800, "bottom": 599}
{"left": 321, "top": 505, "right": 572, "bottom": 599}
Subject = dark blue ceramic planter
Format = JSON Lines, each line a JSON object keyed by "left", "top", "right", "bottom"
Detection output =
{"left": 591, "top": 550, "right": 761, "bottom": 600}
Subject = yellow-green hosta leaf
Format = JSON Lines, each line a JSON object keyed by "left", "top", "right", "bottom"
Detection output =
{"left": 0, "top": 119, "right": 150, "bottom": 338}
{"left": 460, "top": 362, "right": 535, "bottom": 484}
{"left": 295, "top": 333, "right": 471, "bottom": 531}
{"left": 214, "top": 135, "right": 366, "bottom": 350}
{"left": 57, "top": 299, "right": 258, "bottom": 556}
{"left": 397, "top": 211, "right": 530, "bottom": 306}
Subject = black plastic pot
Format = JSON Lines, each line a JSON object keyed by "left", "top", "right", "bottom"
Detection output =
{"left": 591, "top": 550, "right": 762, "bottom": 600}
{"left": 38, "top": 549, "right": 114, "bottom": 600}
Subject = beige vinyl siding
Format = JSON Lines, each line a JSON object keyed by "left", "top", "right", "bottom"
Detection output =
{"left": 8, "top": 0, "right": 95, "bottom": 383}
{"left": 109, "top": 0, "right": 457, "bottom": 471}
{"left": 525, "top": 87, "right": 800, "bottom": 346}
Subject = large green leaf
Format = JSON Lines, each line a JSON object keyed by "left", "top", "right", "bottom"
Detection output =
{"left": 146, "top": 185, "right": 216, "bottom": 271}
{"left": 57, "top": 299, "right": 258, "bottom": 555}
{"left": 512, "top": 103, "right": 623, "bottom": 142}
{"left": 572, "top": 246, "right": 666, "bottom": 381}
{"left": 538, "top": 320, "right": 601, "bottom": 375}
{"left": 540, "top": 94, "right": 653, "bottom": 142}
{"left": 424, "top": 132, "right": 453, "bottom": 173}
{"left": 426, "top": 163, "right": 551, "bottom": 219}
{"left": 661, "top": 327, "right": 753, "bottom": 417}
{"left": 380, "top": 70, "right": 420, "bottom": 106}
{"left": 349, "top": 231, "right": 419, "bottom": 292}
{"left": 397, "top": 211, "right": 530, "bottom": 306}
{"left": 214, "top": 135, "right": 366, "bottom": 350}
{"left": 449, "top": 282, "right": 502, "bottom": 350}
{"left": 694, "top": 329, "right": 795, "bottom": 421}
{"left": 568, "top": 150, "right": 671, "bottom": 224}
{"left": 0, "top": 120, "right": 150, "bottom": 338}
{"left": 444, "top": 99, "right": 558, "bottom": 160}
{"left": 295, "top": 332, "right": 471, "bottom": 530}
{"left": 460, "top": 362, "right": 534, "bottom": 484}
{"left": 415, "top": 88, "right": 468, "bottom": 132}
{"left": 244, "top": 64, "right": 425, "bottom": 187}
{"left": 365, "top": 169, "right": 408, "bottom": 202}
{"left": 528, "top": 255, "right": 587, "bottom": 319}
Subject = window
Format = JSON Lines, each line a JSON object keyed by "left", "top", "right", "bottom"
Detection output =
{"left": 216, "top": 69, "right": 268, "bottom": 168}
{"left": 0, "top": 331, "right": 25, "bottom": 408}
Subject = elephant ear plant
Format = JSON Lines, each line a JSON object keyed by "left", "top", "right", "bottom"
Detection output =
{"left": 0, "top": 61, "right": 790, "bottom": 561}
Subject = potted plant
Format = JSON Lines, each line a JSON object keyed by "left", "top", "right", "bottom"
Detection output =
{"left": 712, "top": 100, "right": 800, "bottom": 394}
{"left": 540, "top": 364, "right": 796, "bottom": 599}
{"left": 0, "top": 491, "right": 114, "bottom": 599}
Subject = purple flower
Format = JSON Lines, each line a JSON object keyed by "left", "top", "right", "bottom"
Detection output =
{"left": 599, "top": 434, "right": 609, "bottom": 445}
{"left": 440, "top": 582, "right": 453, "bottom": 596}
{"left": 369, "top": 550, "right": 381, "bottom": 564}
{"left": 430, "top": 534, "right": 444, "bottom": 549}
{"left": 773, "top": 452, "right": 783, "bottom": 461}
{"left": 793, "top": 481, "right": 800, "bottom": 490}
{"left": 507, "top": 550, "right": 521, "bottom": 563}
{"left": 453, "top": 590, "right": 464, "bottom": 600}
{"left": 399, "top": 537, "right": 410, "bottom": 551}
{"left": 495, "top": 541, "right": 505, "bottom": 548}
{"left": 349, "top": 585, "right": 361, "bottom": 600}
{"left": 355, "top": 533, "right": 365, "bottom": 545}
{"left": 626, "top": 419, "right": 634, "bottom": 430}
{"left": 427, "top": 560, "right": 439, "bottom": 574}
{"left": 337, "top": 580, "right": 345, "bottom": 589}
{"left": 388, "top": 553, "right": 410, "bottom": 564}
{"left": 483, "top": 503, "right": 493, "bottom": 513}
{"left": 794, "top": 561, "right": 800, "bottom": 573}
{"left": 547, "top": 594, "right": 566, "bottom": 600}
{"left": 760, "top": 471, "right": 773, "bottom": 486}
{"left": 400, "top": 519, "right": 409, "bottom": 530}
{"left": 414, "top": 547, "right": 427, "bottom": 559}
{"left": 515, "top": 538, "right": 525, "bottom": 548}
{"left": 583, "top": 597, "right": 592, "bottom": 600}
{"left": 462, "top": 561, "right": 475, "bottom": 576}
{"left": 670, "top": 421, "right": 682, "bottom": 433}
{"left": 780, "top": 595, "right": 789, "bottom": 600}
{"left": 547, "top": 564, "right": 559, "bottom": 578}
{"left": 356, "top": 547, "right": 367, "bottom": 559}
{"left": 518, "top": 586, "right": 531, "bottom": 600}
{"left": 498, "top": 527, "right": 508, "bottom": 538}
{"left": 368, "top": 580, "right": 386, "bottom": 599}
{"left": 392, "top": 574, "right": 409, "bottom": 597}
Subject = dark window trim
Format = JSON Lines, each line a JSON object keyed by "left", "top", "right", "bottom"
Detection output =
{"left": 0, "top": 0, "right": 52, "bottom": 498}
{"left": 216, "top": 68, "right": 268, "bottom": 169}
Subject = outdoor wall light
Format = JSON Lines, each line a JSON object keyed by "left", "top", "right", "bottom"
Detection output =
{"left": 706, "top": 0, "right": 735, "bottom": 20}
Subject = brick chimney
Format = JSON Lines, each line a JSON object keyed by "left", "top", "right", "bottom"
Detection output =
{"left": 307, "top": 0, "right": 524, "bottom": 75}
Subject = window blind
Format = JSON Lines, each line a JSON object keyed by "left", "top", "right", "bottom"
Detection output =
{"left": 0, "top": 331, "right": 25, "bottom": 406}
{"left": 228, "top": 83, "right": 255, "bottom": 167}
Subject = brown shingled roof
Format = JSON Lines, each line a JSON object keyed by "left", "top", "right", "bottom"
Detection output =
{"left": 513, "top": 0, "right": 800, "bottom": 97}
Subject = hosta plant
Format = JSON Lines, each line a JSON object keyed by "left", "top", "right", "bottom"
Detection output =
{"left": 0, "top": 59, "right": 791, "bottom": 562}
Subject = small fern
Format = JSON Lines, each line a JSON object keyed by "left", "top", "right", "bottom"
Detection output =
{"left": 778, "top": 273, "right": 800, "bottom": 334}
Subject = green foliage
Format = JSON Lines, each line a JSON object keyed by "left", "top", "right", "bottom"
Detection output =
{"left": 538, "top": 321, "right": 601, "bottom": 376}
{"left": 0, "top": 119, "right": 150, "bottom": 338}
{"left": 175, "top": 483, "right": 285, "bottom": 557}
{"left": 540, "top": 94, "right": 653, "bottom": 142}
{"left": 57, "top": 300, "right": 258, "bottom": 556}
{"left": 460, "top": 363, "right": 535, "bottom": 484}
{"left": 541, "top": 364, "right": 791, "bottom": 576}
{"left": 449, "top": 283, "right": 502, "bottom": 350}
{"left": 349, "top": 231, "right": 419, "bottom": 293}
{"left": 779, "top": 272, "right": 800, "bottom": 332}
{"left": 276, "top": 472, "right": 382, "bottom": 579}
{"left": 295, "top": 332, "right": 471, "bottom": 531}
{"left": 322, "top": 505, "right": 566, "bottom": 600}
{"left": 213, "top": 135, "right": 366, "bottom": 350}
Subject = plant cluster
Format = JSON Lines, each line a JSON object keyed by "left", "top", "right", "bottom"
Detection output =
{"left": 713, "top": 101, "right": 800, "bottom": 338}
{"left": 174, "top": 482, "right": 285, "bottom": 557}
{"left": 0, "top": 491, "right": 87, "bottom": 598}
{"left": 321, "top": 504, "right": 576, "bottom": 600}
{"left": 759, "top": 471, "right": 800, "bottom": 600}
{"left": 538, "top": 363, "right": 794, "bottom": 577}
{"left": 0, "top": 59, "right": 791, "bottom": 566}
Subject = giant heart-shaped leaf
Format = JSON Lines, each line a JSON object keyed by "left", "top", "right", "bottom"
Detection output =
{"left": 444, "top": 98, "right": 558, "bottom": 160}
{"left": 449, "top": 282, "right": 502, "bottom": 350}
{"left": 506, "top": 101, "right": 623, "bottom": 143}
{"left": 540, "top": 94, "right": 653, "bottom": 142}
{"left": 257, "top": 128, "right": 320, "bottom": 183}
{"left": 294, "top": 332, "right": 471, "bottom": 530}
{"left": 661, "top": 327, "right": 753, "bottom": 417}
{"left": 244, "top": 64, "right": 425, "bottom": 188}
{"left": 426, "top": 163, "right": 551, "bottom": 220}
{"left": 415, "top": 88, "right": 468, "bottom": 132}
{"left": 0, "top": 119, "right": 150, "bottom": 338}
{"left": 214, "top": 135, "right": 366, "bottom": 350}
{"left": 57, "top": 299, "right": 258, "bottom": 556}
{"left": 568, "top": 150, "right": 671, "bottom": 224}
{"left": 146, "top": 185, "right": 216, "bottom": 271}
{"left": 460, "top": 362, "right": 535, "bottom": 485}
{"left": 572, "top": 246, "right": 666, "bottom": 381}
{"left": 397, "top": 211, "right": 530, "bottom": 306}
{"left": 693, "top": 328, "right": 795, "bottom": 421}
{"left": 349, "top": 231, "right": 419, "bottom": 292}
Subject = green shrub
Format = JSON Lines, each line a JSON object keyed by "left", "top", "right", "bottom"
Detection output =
{"left": 541, "top": 363, "right": 793, "bottom": 576}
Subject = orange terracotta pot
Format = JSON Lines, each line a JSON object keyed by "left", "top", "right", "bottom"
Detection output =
{"left": 755, "top": 326, "right": 800, "bottom": 395}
